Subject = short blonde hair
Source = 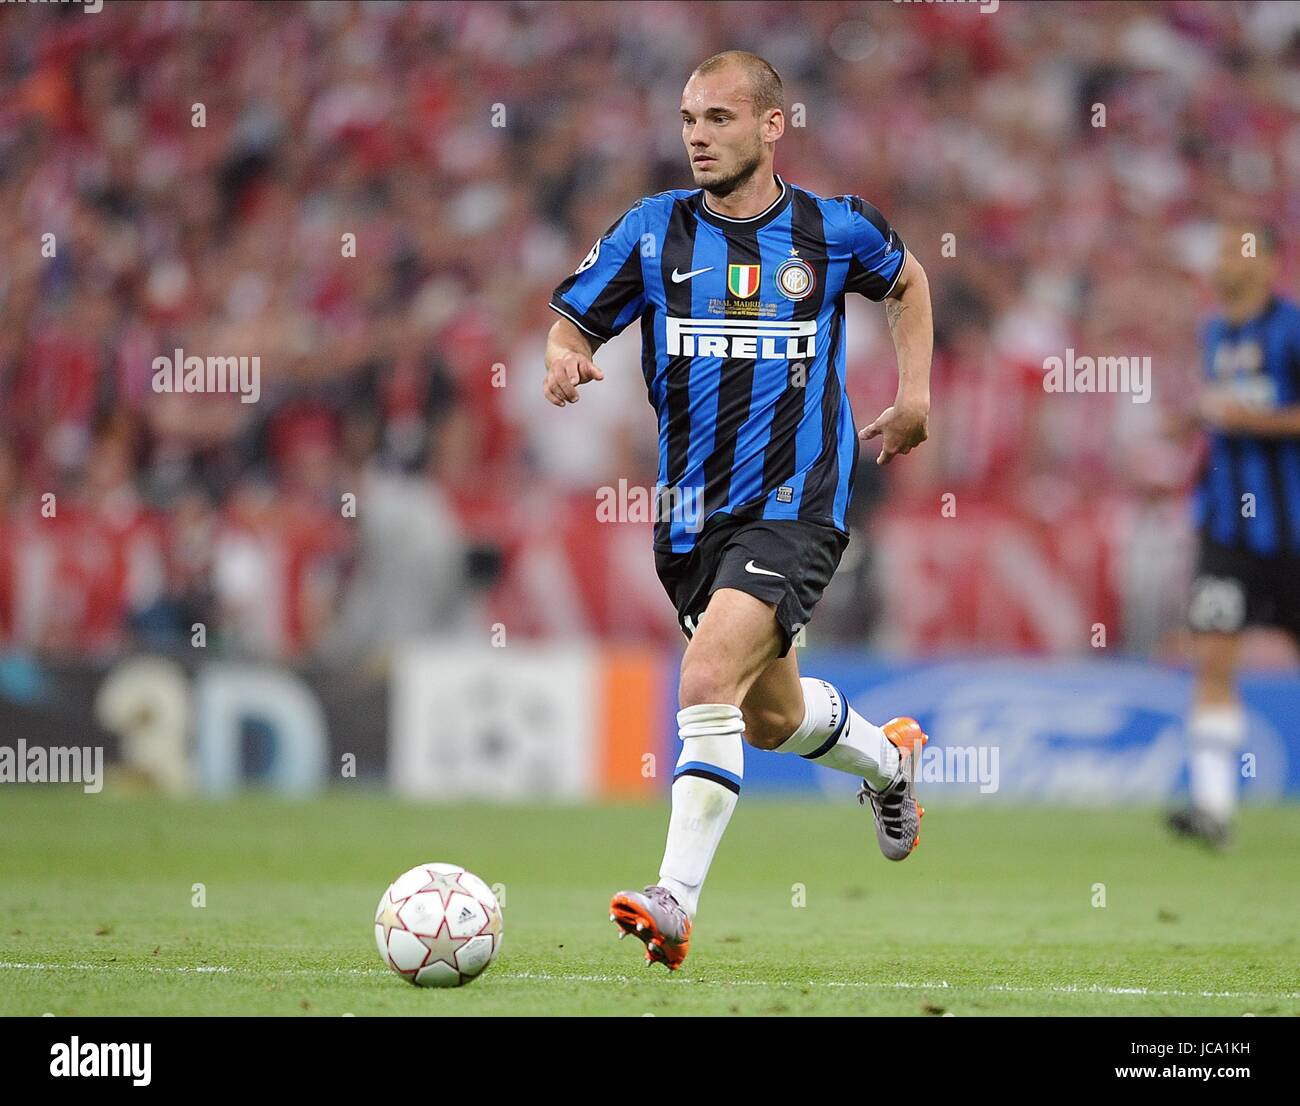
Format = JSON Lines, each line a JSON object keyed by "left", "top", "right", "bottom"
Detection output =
{"left": 692, "top": 50, "right": 784, "bottom": 115}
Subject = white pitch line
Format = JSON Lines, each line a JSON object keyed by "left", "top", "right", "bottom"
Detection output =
{"left": 0, "top": 961, "right": 237, "bottom": 974}
{"left": 1, "top": 962, "right": 1296, "bottom": 1001}
{"left": 499, "top": 970, "right": 1300, "bottom": 1000}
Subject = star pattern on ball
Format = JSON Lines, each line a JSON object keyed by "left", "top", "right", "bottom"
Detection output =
{"left": 417, "top": 868, "right": 476, "bottom": 909}
{"left": 482, "top": 905, "right": 503, "bottom": 941}
{"left": 417, "top": 919, "right": 473, "bottom": 971}
{"left": 375, "top": 895, "right": 406, "bottom": 944}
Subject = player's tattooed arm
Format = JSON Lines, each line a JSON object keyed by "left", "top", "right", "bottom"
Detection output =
{"left": 862, "top": 252, "right": 933, "bottom": 465}
{"left": 544, "top": 316, "right": 605, "bottom": 407}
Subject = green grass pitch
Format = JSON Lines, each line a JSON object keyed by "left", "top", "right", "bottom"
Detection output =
{"left": 1, "top": 790, "right": 1297, "bottom": 1016}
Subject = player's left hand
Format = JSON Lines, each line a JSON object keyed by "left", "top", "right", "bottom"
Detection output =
{"left": 860, "top": 400, "right": 929, "bottom": 465}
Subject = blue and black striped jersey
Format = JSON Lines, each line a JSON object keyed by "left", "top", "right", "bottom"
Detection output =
{"left": 549, "top": 174, "right": 906, "bottom": 553}
{"left": 1194, "top": 296, "right": 1300, "bottom": 556}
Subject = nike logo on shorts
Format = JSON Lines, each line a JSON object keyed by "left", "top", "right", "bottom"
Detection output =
{"left": 744, "top": 560, "right": 784, "bottom": 579}
{"left": 670, "top": 266, "right": 713, "bottom": 283}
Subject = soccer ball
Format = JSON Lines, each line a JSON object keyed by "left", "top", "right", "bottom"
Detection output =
{"left": 374, "top": 862, "right": 504, "bottom": 987}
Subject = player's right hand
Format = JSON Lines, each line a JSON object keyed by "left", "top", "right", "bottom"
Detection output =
{"left": 543, "top": 349, "right": 604, "bottom": 406}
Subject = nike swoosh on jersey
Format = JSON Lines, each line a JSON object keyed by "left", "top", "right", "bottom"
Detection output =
{"left": 670, "top": 266, "right": 714, "bottom": 283}
{"left": 744, "top": 560, "right": 784, "bottom": 579}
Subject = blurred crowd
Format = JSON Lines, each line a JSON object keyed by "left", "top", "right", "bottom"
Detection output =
{"left": 1, "top": 0, "right": 1299, "bottom": 661}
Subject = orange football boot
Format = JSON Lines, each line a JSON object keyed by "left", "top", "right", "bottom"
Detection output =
{"left": 857, "top": 716, "right": 928, "bottom": 860}
{"left": 609, "top": 885, "right": 692, "bottom": 970}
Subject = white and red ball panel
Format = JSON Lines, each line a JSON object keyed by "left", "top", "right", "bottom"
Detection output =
{"left": 414, "top": 961, "right": 462, "bottom": 988}
{"left": 457, "top": 870, "right": 495, "bottom": 903}
{"left": 456, "top": 934, "right": 496, "bottom": 978}
{"left": 374, "top": 862, "right": 504, "bottom": 988}
{"left": 442, "top": 893, "right": 488, "bottom": 938}
{"left": 385, "top": 927, "right": 432, "bottom": 975}
{"left": 388, "top": 864, "right": 437, "bottom": 901}
{"left": 398, "top": 891, "right": 449, "bottom": 937}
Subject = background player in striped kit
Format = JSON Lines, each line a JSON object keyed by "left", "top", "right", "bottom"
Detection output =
{"left": 1174, "top": 224, "right": 1300, "bottom": 849}
{"left": 543, "top": 50, "right": 933, "bottom": 969}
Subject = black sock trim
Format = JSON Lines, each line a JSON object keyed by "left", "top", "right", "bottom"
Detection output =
{"left": 800, "top": 691, "right": 850, "bottom": 760}
{"left": 674, "top": 766, "right": 742, "bottom": 795}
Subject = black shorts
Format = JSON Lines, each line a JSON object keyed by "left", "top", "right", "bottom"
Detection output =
{"left": 654, "top": 514, "right": 850, "bottom": 658}
{"left": 1189, "top": 536, "right": 1300, "bottom": 639}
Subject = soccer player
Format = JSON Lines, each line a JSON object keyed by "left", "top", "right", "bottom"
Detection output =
{"left": 543, "top": 51, "right": 934, "bottom": 969}
{"left": 1172, "top": 224, "right": 1300, "bottom": 849}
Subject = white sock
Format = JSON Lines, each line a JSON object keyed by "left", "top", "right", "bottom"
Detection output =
{"left": 658, "top": 703, "right": 744, "bottom": 918}
{"left": 1188, "top": 704, "right": 1245, "bottom": 823}
{"left": 774, "top": 677, "right": 899, "bottom": 789}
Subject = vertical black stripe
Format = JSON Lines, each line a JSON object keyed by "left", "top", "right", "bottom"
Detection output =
{"left": 1287, "top": 444, "right": 1300, "bottom": 556}
{"left": 1266, "top": 442, "right": 1290, "bottom": 555}
{"left": 583, "top": 245, "right": 644, "bottom": 336}
{"left": 842, "top": 195, "right": 904, "bottom": 301}
{"left": 762, "top": 191, "right": 829, "bottom": 499}
{"left": 800, "top": 310, "right": 843, "bottom": 520}
{"left": 1203, "top": 444, "right": 1223, "bottom": 543}
{"left": 551, "top": 208, "right": 641, "bottom": 339}
{"left": 700, "top": 231, "right": 761, "bottom": 522}
{"left": 1225, "top": 439, "right": 1244, "bottom": 547}
{"left": 639, "top": 307, "right": 659, "bottom": 394}
{"left": 658, "top": 199, "right": 700, "bottom": 548}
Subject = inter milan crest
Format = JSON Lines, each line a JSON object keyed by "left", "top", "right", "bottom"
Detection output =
{"left": 727, "top": 263, "right": 761, "bottom": 298}
{"left": 775, "top": 256, "right": 816, "bottom": 301}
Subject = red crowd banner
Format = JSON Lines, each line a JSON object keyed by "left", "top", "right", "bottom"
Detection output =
{"left": 0, "top": 495, "right": 1139, "bottom": 656}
